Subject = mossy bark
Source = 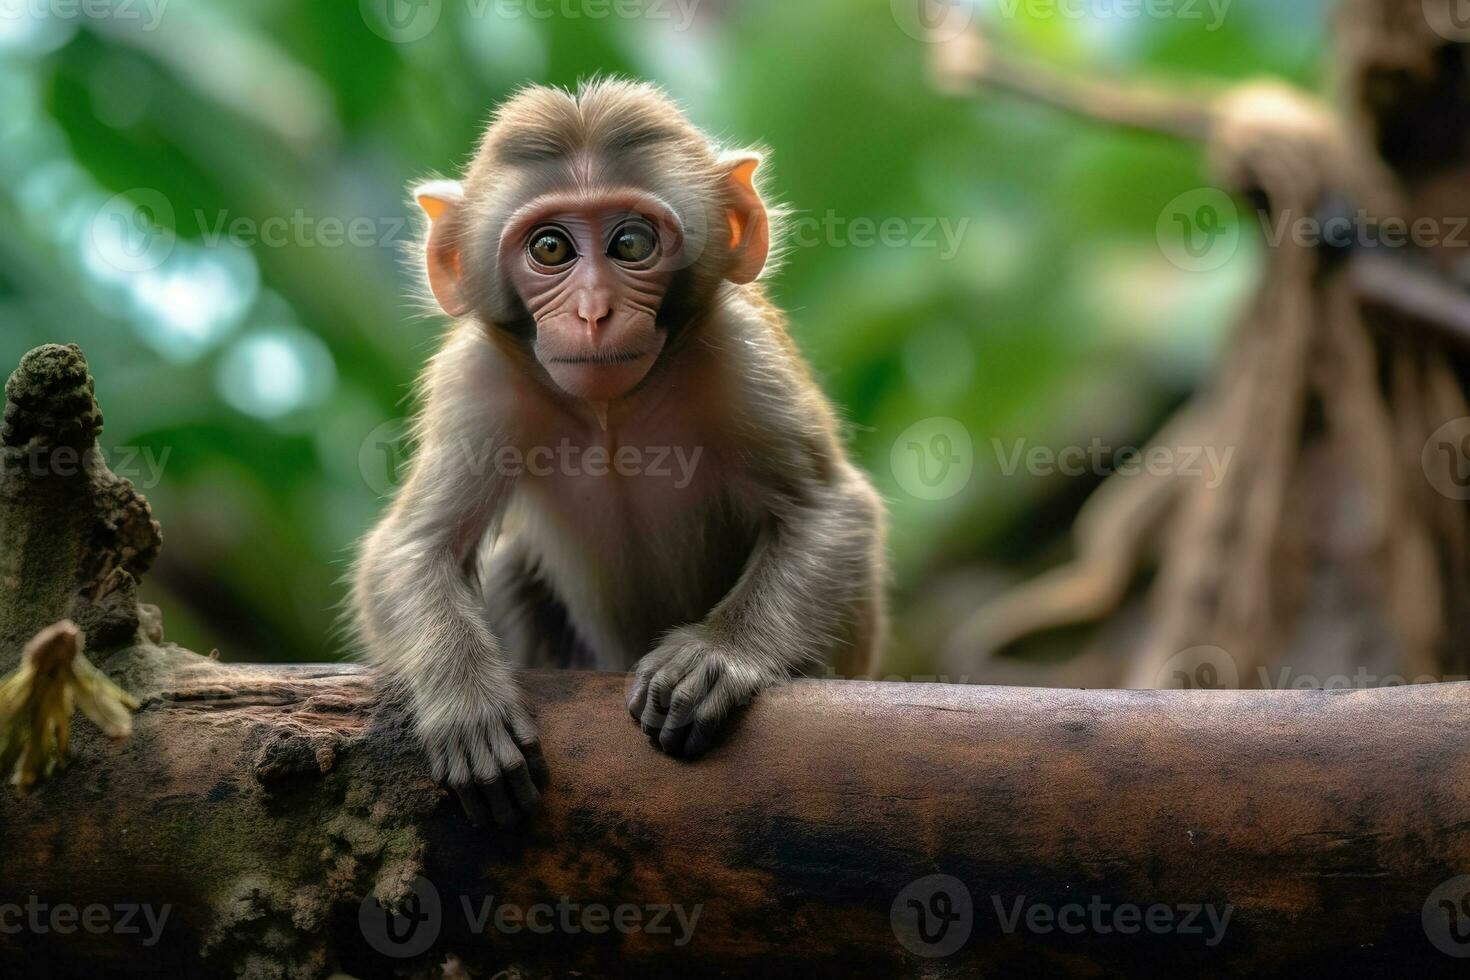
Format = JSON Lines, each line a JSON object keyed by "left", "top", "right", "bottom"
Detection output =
{"left": 0, "top": 344, "right": 162, "bottom": 666}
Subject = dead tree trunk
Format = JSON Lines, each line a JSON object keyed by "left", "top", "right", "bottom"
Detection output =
{"left": 5, "top": 654, "right": 1470, "bottom": 978}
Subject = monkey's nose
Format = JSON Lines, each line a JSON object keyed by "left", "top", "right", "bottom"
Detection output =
{"left": 577, "top": 292, "right": 613, "bottom": 337}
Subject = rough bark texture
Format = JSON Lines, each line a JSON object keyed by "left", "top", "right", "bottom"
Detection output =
{"left": 0, "top": 343, "right": 162, "bottom": 669}
{"left": 4, "top": 661, "right": 1470, "bottom": 978}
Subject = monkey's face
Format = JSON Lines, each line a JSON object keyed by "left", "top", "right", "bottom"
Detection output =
{"left": 500, "top": 191, "right": 683, "bottom": 402}
{"left": 412, "top": 83, "right": 772, "bottom": 410}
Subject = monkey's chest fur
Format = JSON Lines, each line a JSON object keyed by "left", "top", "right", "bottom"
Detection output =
{"left": 483, "top": 427, "right": 759, "bottom": 670}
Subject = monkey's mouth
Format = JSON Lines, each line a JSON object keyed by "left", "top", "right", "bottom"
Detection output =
{"left": 540, "top": 340, "right": 664, "bottom": 403}
{"left": 549, "top": 350, "right": 650, "bottom": 366}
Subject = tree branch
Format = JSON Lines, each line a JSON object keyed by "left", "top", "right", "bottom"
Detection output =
{"left": 931, "top": 30, "right": 1215, "bottom": 141}
{"left": 3, "top": 649, "right": 1470, "bottom": 976}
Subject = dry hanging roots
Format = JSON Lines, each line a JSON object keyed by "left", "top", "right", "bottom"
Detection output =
{"left": 937, "top": 43, "right": 1470, "bottom": 687}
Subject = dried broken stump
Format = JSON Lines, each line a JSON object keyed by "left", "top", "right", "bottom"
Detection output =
{"left": 0, "top": 343, "right": 162, "bottom": 662}
{"left": 0, "top": 345, "right": 162, "bottom": 791}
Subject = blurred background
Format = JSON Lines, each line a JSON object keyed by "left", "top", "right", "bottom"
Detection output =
{"left": 0, "top": 0, "right": 1328, "bottom": 674}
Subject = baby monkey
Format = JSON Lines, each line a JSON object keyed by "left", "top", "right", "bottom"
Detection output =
{"left": 353, "top": 79, "right": 886, "bottom": 829}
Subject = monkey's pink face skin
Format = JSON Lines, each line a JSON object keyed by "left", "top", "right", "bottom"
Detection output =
{"left": 502, "top": 191, "right": 684, "bottom": 403}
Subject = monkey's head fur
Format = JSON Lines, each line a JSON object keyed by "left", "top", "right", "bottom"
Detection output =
{"left": 414, "top": 78, "right": 776, "bottom": 404}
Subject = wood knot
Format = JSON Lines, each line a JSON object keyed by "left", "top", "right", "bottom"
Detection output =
{"left": 252, "top": 730, "right": 341, "bottom": 787}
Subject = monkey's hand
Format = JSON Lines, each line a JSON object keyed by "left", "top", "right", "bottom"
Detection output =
{"left": 416, "top": 696, "right": 548, "bottom": 830}
{"left": 626, "top": 628, "right": 784, "bottom": 758}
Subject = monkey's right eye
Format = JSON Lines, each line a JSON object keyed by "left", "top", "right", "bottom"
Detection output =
{"left": 529, "top": 230, "right": 576, "bottom": 267}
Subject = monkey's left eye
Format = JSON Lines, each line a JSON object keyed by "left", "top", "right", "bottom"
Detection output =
{"left": 529, "top": 230, "right": 577, "bottom": 267}
{"left": 609, "top": 222, "right": 658, "bottom": 264}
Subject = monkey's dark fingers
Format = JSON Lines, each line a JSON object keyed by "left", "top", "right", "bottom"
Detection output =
{"left": 454, "top": 782, "right": 494, "bottom": 827}
{"left": 488, "top": 724, "right": 543, "bottom": 819}
{"left": 436, "top": 733, "right": 473, "bottom": 786}
{"left": 477, "top": 776, "right": 519, "bottom": 829}
{"left": 443, "top": 738, "right": 514, "bottom": 830}
{"left": 626, "top": 666, "right": 654, "bottom": 720}
{"left": 503, "top": 760, "right": 542, "bottom": 816}
{"left": 517, "top": 737, "right": 550, "bottom": 789}
{"left": 639, "top": 656, "right": 698, "bottom": 737}
{"left": 658, "top": 660, "right": 723, "bottom": 754}
{"left": 435, "top": 735, "right": 494, "bottom": 825}
{"left": 657, "top": 715, "right": 693, "bottom": 756}
{"left": 682, "top": 705, "right": 731, "bottom": 759}
{"left": 680, "top": 674, "right": 760, "bottom": 758}
{"left": 442, "top": 737, "right": 490, "bottom": 826}
{"left": 626, "top": 659, "right": 666, "bottom": 724}
{"left": 456, "top": 772, "right": 536, "bottom": 830}
{"left": 508, "top": 713, "right": 550, "bottom": 788}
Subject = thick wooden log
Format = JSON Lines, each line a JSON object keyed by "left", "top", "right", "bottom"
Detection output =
{"left": 3, "top": 650, "right": 1470, "bottom": 977}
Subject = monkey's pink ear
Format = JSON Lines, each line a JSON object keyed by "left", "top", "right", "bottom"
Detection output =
{"left": 414, "top": 180, "right": 471, "bottom": 318}
{"left": 721, "top": 154, "right": 770, "bottom": 285}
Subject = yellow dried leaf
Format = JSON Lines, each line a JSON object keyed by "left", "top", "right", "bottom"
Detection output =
{"left": 0, "top": 620, "right": 139, "bottom": 792}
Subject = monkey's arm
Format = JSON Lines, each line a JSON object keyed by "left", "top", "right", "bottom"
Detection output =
{"left": 628, "top": 460, "right": 885, "bottom": 757}
{"left": 352, "top": 362, "right": 546, "bottom": 828}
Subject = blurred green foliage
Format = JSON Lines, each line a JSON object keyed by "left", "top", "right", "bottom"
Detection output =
{"left": 0, "top": 0, "right": 1326, "bottom": 669}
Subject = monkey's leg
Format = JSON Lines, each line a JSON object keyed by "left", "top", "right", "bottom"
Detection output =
{"left": 627, "top": 468, "right": 884, "bottom": 758}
